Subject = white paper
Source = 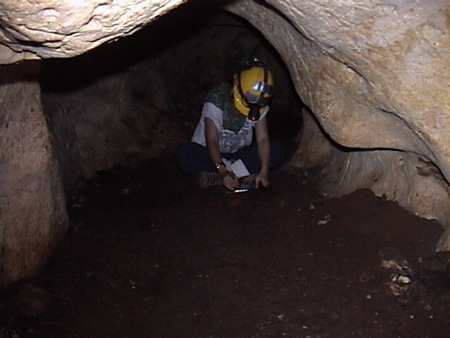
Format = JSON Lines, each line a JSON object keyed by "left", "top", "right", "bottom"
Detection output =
{"left": 222, "top": 158, "right": 250, "bottom": 178}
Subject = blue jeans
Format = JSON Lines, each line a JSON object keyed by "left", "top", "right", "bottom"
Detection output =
{"left": 175, "top": 139, "right": 287, "bottom": 176}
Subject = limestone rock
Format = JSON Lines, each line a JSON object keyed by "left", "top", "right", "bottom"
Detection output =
{"left": 0, "top": 0, "right": 449, "bottom": 288}
{"left": 225, "top": 0, "right": 449, "bottom": 250}
{"left": 0, "top": 0, "right": 187, "bottom": 64}
{"left": 0, "top": 62, "right": 68, "bottom": 288}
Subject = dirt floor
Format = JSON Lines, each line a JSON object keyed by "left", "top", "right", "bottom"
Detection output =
{"left": 1, "top": 156, "right": 449, "bottom": 338}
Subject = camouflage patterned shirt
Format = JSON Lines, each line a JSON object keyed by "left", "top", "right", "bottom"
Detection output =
{"left": 191, "top": 83, "right": 269, "bottom": 154}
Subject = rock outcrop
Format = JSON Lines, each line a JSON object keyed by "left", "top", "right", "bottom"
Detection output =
{"left": 0, "top": 0, "right": 448, "bottom": 287}
{"left": 226, "top": 0, "right": 449, "bottom": 249}
{"left": 0, "top": 62, "right": 68, "bottom": 287}
{"left": 0, "top": 0, "right": 187, "bottom": 64}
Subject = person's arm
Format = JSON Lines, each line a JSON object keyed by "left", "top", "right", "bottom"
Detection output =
{"left": 254, "top": 117, "right": 270, "bottom": 188}
{"left": 205, "top": 118, "right": 239, "bottom": 190}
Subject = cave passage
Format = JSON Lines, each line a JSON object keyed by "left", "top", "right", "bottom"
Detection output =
{"left": 39, "top": 3, "right": 303, "bottom": 195}
{"left": 1, "top": 148, "right": 448, "bottom": 337}
{"left": 0, "top": 3, "right": 448, "bottom": 337}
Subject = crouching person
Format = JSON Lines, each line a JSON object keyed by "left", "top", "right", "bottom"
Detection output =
{"left": 176, "top": 59, "right": 286, "bottom": 191}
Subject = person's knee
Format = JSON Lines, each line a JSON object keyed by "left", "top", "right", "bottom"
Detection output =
{"left": 175, "top": 142, "right": 213, "bottom": 176}
{"left": 175, "top": 143, "right": 193, "bottom": 175}
{"left": 270, "top": 139, "right": 287, "bottom": 168}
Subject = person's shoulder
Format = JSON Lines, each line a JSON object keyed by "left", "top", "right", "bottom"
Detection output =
{"left": 204, "top": 82, "right": 231, "bottom": 109}
{"left": 206, "top": 82, "right": 230, "bottom": 97}
{"left": 216, "top": 82, "right": 231, "bottom": 92}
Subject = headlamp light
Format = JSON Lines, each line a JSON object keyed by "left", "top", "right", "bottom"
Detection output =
{"left": 248, "top": 104, "right": 261, "bottom": 121}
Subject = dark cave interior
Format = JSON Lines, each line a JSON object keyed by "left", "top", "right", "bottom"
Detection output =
{"left": 37, "top": 3, "right": 304, "bottom": 198}
{"left": 1, "top": 3, "right": 449, "bottom": 337}
{"left": 39, "top": 2, "right": 303, "bottom": 162}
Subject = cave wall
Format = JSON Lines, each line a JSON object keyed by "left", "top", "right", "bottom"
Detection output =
{"left": 0, "top": 0, "right": 189, "bottom": 64}
{"left": 292, "top": 108, "right": 450, "bottom": 250}
{"left": 0, "top": 0, "right": 449, "bottom": 287}
{"left": 0, "top": 3, "right": 301, "bottom": 287}
{"left": 39, "top": 6, "right": 300, "bottom": 191}
{"left": 0, "top": 62, "right": 68, "bottom": 288}
{"left": 224, "top": 0, "right": 450, "bottom": 250}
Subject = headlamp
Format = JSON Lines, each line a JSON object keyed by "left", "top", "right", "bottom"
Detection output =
{"left": 248, "top": 104, "right": 261, "bottom": 121}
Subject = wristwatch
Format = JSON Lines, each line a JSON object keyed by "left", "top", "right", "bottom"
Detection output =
{"left": 214, "top": 162, "right": 226, "bottom": 171}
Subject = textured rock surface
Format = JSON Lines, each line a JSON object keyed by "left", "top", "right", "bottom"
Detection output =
{"left": 0, "top": 4, "right": 300, "bottom": 287}
{"left": 225, "top": 0, "right": 449, "bottom": 249}
{"left": 0, "top": 0, "right": 186, "bottom": 64}
{"left": 0, "top": 62, "right": 68, "bottom": 288}
{"left": 39, "top": 7, "right": 299, "bottom": 191}
{"left": 0, "top": 0, "right": 449, "bottom": 287}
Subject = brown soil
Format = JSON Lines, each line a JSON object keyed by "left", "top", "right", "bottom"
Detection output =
{"left": 1, "top": 157, "right": 449, "bottom": 338}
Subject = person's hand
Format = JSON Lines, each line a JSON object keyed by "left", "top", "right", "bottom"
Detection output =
{"left": 223, "top": 171, "right": 239, "bottom": 190}
{"left": 254, "top": 172, "right": 269, "bottom": 189}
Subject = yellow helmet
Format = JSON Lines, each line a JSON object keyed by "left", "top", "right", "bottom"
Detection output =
{"left": 233, "top": 62, "right": 274, "bottom": 121}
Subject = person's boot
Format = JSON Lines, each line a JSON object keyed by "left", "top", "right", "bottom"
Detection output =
{"left": 197, "top": 171, "right": 223, "bottom": 188}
